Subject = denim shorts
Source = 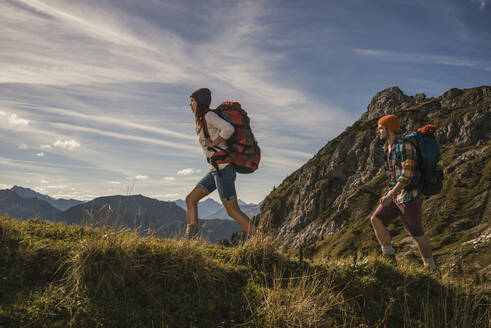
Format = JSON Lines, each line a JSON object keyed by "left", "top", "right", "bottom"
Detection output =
{"left": 197, "top": 164, "right": 237, "bottom": 201}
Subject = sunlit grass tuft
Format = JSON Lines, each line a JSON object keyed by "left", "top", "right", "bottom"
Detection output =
{"left": 0, "top": 216, "right": 489, "bottom": 327}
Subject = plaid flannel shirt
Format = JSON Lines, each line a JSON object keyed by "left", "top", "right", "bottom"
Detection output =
{"left": 383, "top": 137, "right": 421, "bottom": 203}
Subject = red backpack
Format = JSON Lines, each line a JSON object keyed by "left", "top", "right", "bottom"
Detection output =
{"left": 202, "top": 101, "right": 261, "bottom": 174}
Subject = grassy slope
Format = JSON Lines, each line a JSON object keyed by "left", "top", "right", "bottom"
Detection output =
{"left": 0, "top": 217, "right": 489, "bottom": 328}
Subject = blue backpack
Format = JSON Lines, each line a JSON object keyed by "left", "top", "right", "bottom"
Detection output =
{"left": 395, "top": 125, "right": 443, "bottom": 196}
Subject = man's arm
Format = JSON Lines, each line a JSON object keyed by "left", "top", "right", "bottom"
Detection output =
{"left": 380, "top": 142, "right": 415, "bottom": 206}
{"left": 380, "top": 180, "right": 409, "bottom": 206}
{"left": 397, "top": 142, "right": 417, "bottom": 185}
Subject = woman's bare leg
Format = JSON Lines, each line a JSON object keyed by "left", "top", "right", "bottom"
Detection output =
{"left": 185, "top": 186, "right": 208, "bottom": 224}
{"left": 222, "top": 197, "right": 255, "bottom": 235}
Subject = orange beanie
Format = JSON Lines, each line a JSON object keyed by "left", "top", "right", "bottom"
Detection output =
{"left": 378, "top": 115, "right": 400, "bottom": 132}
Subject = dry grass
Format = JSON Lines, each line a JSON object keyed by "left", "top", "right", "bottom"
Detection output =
{"left": 1, "top": 216, "right": 489, "bottom": 328}
{"left": 247, "top": 268, "right": 352, "bottom": 328}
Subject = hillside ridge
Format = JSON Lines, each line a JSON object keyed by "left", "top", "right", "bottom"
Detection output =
{"left": 256, "top": 85, "right": 490, "bottom": 275}
{"left": 0, "top": 216, "right": 488, "bottom": 327}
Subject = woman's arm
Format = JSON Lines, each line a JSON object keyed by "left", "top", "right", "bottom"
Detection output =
{"left": 204, "top": 112, "right": 234, "bottom": 146}
{"left": 204, "top": 136, "right": 226, "bottom": 148}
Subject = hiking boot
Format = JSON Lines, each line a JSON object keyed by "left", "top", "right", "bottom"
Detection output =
{"left": 424, "top": 265, "right": 440, "bottom": 276}
{"left": 185, "top": 223, "right": 198, "bottom": 239}
{"left": 230, "top": 231, "right": 248, "bottom": 246}
{"left": 384, "top": 253, "right": 397, "bottom": 266}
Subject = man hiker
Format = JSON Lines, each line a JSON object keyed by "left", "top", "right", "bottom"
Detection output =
{"left": 370, "top": 114, "right": 437, "bottom": 270}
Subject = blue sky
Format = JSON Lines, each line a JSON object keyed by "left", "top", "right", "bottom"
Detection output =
{"left": 0, "top": 0, "right": 490, "bottom": 204}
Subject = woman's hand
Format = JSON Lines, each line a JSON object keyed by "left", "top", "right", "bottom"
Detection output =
{"left": 204, "top": 138, "right": 214, "bottom": 147}
{"left": 204, "top": 136, "right": 226, "bottom": 148}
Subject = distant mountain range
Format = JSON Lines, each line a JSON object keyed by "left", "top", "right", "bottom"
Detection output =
{"left": 0, "top": 189, "right": 61, "bottom": 221}
{"left": 174, "top": 198, "right": 260, "bottom": 220}
{"left": 10, "top": 185, "right": 84, "bottom": 211}
{"left": 58, "top": 194, "right": 186, "bottom": 235}
{"left": 57, "top": 194, "right": 242, "bottom": 242}
{"left": 0, "top": 186, "right": 243, "bottom": 242}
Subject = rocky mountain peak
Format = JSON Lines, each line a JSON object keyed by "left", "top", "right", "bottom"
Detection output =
{"left": 361, "top": 86, "right": 429, "bottom": 121}
{"left": 361, "top": 86, "right": 409, "bottom": 120}
{"left": 438, "top": 85, "right": 491, "bottom": 109}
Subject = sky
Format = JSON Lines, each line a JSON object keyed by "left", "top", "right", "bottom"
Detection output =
{"left": 0, "top": 0, "right": 490, "bottom": 204}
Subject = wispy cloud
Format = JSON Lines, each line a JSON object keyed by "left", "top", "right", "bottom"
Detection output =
{"left": 0, "top": 0, "right": 188, "bottom": 86}
{"left": 0, "top": 0, "right": 351, "bottom": 204}
{"left": 3, "top": 0, "right": 487, "bottom": 204}
{"left": 135, "top": 175, "right": 148, "bottom": 180}
{"left": 2, "top": 112, "right": 30, "bottom": 127}
{"left": 354, "top": 48, "right": 491, "bottom": 71}
{"left": 0, "top": 156, "right": 110, "bottom": 172}
{"left": 33, "top": 106, "right": 194, "bottom": 141}
{"left": 49, "top": 122, "right": 198, "bottom": 154}
{"left": 54, "top": 139, "right": 80, "bottom": 150}
{"left": 177, "top": 168, "right": 202, "bottom": 176}
{"left": 46, "top": 184, "right": 68, "bottom": 190}
{"left": 14, "top": 0, "right": 153, "bottom": 49}
{"left": 1, "top": 0, "right": 350, "bottom": 136}
{"left": 163, "top": 193, "right": 180, "bottom": 199}
{"left": 472, "top": 0, "right": 489, "bottom": 9}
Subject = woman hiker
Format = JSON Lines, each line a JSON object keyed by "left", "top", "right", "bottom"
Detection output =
{"left": 184, "top": 88, "right": 255, "bottom": 239}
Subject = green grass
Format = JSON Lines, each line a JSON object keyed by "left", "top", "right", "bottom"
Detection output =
{"left": 310, "top": 141, "right": 490, "bottom": 278}
{"left": 0, "top": 216, "right": 489, "bottom": 327}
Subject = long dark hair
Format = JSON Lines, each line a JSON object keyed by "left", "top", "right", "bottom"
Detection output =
{"left": 190, "top": 88, "right": 211, "bottom": 134}
{"left": 194, "top": 103, "right": 209, "bottom": 130}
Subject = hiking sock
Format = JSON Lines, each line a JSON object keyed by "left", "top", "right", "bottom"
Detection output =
{"left": 185, "top": 223, "right": 198, "bottom": 239}
{"left": 381, "top": 245, "right": 397, "bottom": 265}
{"left": 381, "top": 245, "right": 395, "bottom": 255}
{"left": 423, "top": 257, "right": 436, "bottom": 269}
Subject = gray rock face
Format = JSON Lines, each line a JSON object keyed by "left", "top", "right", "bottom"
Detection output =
{"left": 361, "top": 86, "right": 409, "bottom": 120}
{"left": 257, "top": 86, "right": 491, "bottom": 249}
{"left": 360, "top": 87, "right": 429, "bottom": 121}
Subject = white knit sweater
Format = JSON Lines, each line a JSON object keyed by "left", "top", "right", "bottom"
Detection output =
{"left": 198, "top": 111, "right": 234, "bottom": 171}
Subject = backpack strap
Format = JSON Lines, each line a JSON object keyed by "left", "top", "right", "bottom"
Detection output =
{"left": 201, "top": 116, "right": 210, "bottom": 139}
{"left": 396, "top": 137, "right": 422, "bottom": 189}
{"left": 390, "top": 142, "right": 401, "bottom": 187}
{"left": 201, "top": 115, "right": 232, "bottom": 174}
{"left": 201, "top": 115, "right": 218, "bottom": 152}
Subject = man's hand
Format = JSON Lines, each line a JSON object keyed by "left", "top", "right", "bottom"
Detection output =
{"left": 380, "top": 194, "right": 393, "bottom": 207}
{"left": 380, "top": 181, "right": 408, "bottom": 207}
